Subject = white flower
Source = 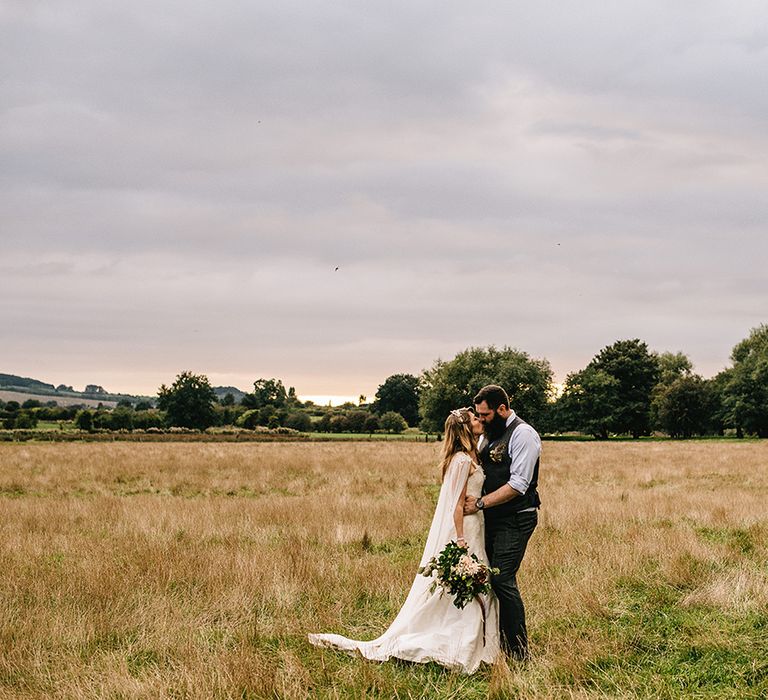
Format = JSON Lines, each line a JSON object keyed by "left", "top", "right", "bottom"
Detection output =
{"left": 454, "top": 554, "right": 482, "bottom": 577}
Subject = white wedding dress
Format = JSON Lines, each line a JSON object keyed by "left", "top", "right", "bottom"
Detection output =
{"left": 308, "top": 452, "right": 500, "bottom": 674}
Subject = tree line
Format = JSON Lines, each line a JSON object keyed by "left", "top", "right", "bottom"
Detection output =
{"left": 150, "top": 374, "right": 414, "bottom": 434}
{"left": 417, "top": 325, "right": 768, "bottom": 439}
{"left": 2, "top": 324, "right": 766, "bottom": 438}
{"left": 0, "top": 376, "right": 415, "bottom": 435}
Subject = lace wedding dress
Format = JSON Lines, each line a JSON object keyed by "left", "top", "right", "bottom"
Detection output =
{"left": 308, "top": 452, "right": 500, "bottom": 674}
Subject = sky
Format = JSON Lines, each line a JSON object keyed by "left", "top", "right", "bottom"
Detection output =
{"left": 2, "top": 1, "right": 767, "bottom": 400}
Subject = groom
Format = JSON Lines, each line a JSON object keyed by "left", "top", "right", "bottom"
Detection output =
{"left": 464, "top": 384, "right": 541, "bottom": 661}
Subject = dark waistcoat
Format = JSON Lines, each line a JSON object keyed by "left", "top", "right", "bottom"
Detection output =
{"left": 480, "top": 415, "right": 540, "bottom": 519}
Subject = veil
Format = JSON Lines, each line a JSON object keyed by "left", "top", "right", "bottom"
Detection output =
{"left": 417, "top": 453, "right": 473, "bottom": 566}
{"left": 354, "top": 451, "right": 473, "bottom": 642}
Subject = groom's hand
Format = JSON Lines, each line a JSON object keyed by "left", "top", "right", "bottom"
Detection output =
{"left": 463, "top": 495, "right": 478, "bottom": 515}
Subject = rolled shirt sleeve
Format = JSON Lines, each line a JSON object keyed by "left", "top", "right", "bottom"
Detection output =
{"left": 507, "top": 422, "right": 541, "bottom": 495}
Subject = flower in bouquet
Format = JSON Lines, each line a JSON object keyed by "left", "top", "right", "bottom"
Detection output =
{"left": 418, "top": 541, "right": 498, "bottom": 610}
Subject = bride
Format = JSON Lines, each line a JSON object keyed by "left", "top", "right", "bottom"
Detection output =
{"left": 308, "top": 408, "right": 500, "bottom": 674}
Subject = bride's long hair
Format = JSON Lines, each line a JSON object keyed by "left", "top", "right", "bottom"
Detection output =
{"left": 440, "top": 407, "right": 477, "bottom": 481}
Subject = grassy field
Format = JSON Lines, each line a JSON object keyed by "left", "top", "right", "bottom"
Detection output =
{"left": 1, "top": 441, "right": 766, "bottom": 699}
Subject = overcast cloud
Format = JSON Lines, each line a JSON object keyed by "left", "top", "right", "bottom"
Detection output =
{"left": 2, "top": 1, "right": 767, "bottom": 397}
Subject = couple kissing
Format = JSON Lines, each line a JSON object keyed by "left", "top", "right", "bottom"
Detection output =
{"left": 309, "top": 384, "right": 541, "bottom": 674}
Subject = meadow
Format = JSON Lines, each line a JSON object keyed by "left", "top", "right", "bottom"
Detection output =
{"left": 0, "top": 441, "right": 766, "bottom": 699}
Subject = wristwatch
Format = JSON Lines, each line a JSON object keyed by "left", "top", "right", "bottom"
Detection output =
{"left": 475, "top": 498, "right": 485, "bottom": 510}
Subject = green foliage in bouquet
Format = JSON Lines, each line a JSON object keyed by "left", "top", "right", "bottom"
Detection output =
{"left": 418, "top": 541, "right": 499, "bottom": 610}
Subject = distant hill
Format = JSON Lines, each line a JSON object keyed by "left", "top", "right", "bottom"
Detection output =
{"left": 0, "top": 372, "right": 154, "bottom": 407}
{"left": 213, "top": 386, "right": 247, "bottom": 402}
{"left": 0, "top": 389, "right": 117, "bottom": 409}
{"left": 0, "top": 373, "right": 56, "bottom": 393}
{"left": 1, "top": 372, "right": 250, "bottom": 408}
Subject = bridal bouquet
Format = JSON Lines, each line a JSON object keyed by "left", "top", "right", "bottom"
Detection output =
{"left": 418, "top": 541, "right": 499, "bottom": 610}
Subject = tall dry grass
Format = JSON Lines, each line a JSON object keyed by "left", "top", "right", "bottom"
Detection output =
{"left": 1, "top": 441, "right": 766, "bottom": 699}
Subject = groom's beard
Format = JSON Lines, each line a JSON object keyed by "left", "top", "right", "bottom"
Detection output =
{"left": 484, "top": 413, "right": 507, "bottom": 441}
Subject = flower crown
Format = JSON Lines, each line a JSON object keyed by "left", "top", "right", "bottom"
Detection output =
{"left": 450, "top": 407, "right": 471, "bottom": 421}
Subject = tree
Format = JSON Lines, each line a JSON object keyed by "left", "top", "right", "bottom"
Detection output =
{"left": 75, "top": 410, "right": 94, "bottom": 432}
{"left": 721, "top": 324, "right": 768, "bottom": 437}
{"left": 242, "top": 378, "right": 288, "bottom": 409}
{"left": 316, "top": 413, "right": 332, "bottom": 432}
{"left": 380, "top": 411, "right": 408, "bottom": 434}
{"left": 364, "top": 414, "right": 380, "bottom": 433}
{"left": 220, "top": 393, "right": 235, "bottom": 406}
{"left": 708, "top": 369, "right": 734, "bottom": 435}
{"left": 345, "top": 410, "right": 371, "bottom": 433}
{"left": 373, "top": 374, "right": 421, "bottom": 426}
{"left": 214, "top": 403, "right": 240, "bottom": 427}
{"left": 653, "top": 374, "right": 713, "bottom": 438}
{"left": 587, "top": 339, "right": 660, "bottom": 438}
{"left": 236, "top": 409, "right": 260, "bottom": 430}
{"left": 555, "top": 367, "right": 621, "bottom": 439}
{"left": 13, "top": 411, "right": 38, "bottom": 429}
{"left": 651, "top": 351, "right": 694, "bottom": 430}
{"left": 110, "top": 407, "right": 134, "bottom": 430}
{"left": 419, "top": 346, "right": 553, "bottom": 433}
{"left": 329, "top": 413, "right": 350, "bottom": 433}
{"left": 657, "top": 351, "right": 693, "bottom": 384}
{"left": 285, "top": 411, "right": 312, "bottom": 432}
{"left": 92, "top": 410, "right": 113, "bottom": 430}
{"left": 157, "top": 371, "right": 217, "bottom": 430}
{"left": 133, "top": 410, "right": 163, "bottom": 430}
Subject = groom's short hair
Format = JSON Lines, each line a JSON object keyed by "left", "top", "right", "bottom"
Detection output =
{"left": 473, "top": 385, "right": 509, "bottom": 410}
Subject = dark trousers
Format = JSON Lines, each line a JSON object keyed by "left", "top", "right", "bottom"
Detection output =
{"left": 485, "top": 509, "right": 538, "bottom": 659}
